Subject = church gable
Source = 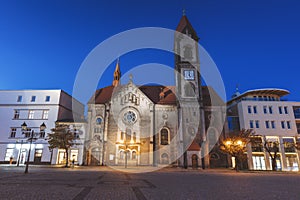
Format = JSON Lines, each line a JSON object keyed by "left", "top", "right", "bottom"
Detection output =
{"left": 110, "top": 81, "right": 154, "bottom": 108}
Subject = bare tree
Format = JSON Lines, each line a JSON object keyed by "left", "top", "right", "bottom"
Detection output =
{"left": 48, "top": 125, "right": 75, "bottom": 167}
{"left": 219, "top": 129, "right": 254, "bottom": 171}
{"left": 263, "top": 139, "right": 279, "bottom": 171}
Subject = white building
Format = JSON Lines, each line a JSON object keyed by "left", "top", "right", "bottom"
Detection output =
{"left": 227, "top": 88, "right": 300, "bottom": 171}
{"left": 0, "top": 90, "right": 84, "bottom": 165}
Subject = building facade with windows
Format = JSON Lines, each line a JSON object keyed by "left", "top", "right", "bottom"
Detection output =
{"left": 227, "top": 88, "right": 300, "bottom": 171}
{"left": 0, "top": 90, "right": 84, "bottom": 165}
{"left": 84, "top": 15, "right": 227, "bottom": 168}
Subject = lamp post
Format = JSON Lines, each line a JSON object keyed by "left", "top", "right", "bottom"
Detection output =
{"left": 21, "top": 122, "right": 46, "bottom": 174}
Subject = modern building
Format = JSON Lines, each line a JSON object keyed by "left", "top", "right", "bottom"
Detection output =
{"left": 84, "top": 14, "right": 227, "bottom": 168}
{"left": 0, "top": 89, "right": 84, "bottom": 165}
{"left": 227, "top": 88, "right": 300, "bottom": 171}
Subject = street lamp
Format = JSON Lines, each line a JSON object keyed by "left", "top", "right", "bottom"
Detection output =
{"left": 21, "top": 122, "right": 46, "bottom": 174}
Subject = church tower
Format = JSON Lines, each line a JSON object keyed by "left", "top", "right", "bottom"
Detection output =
{"left": 174, "top": 12, "right": 206, "bottom": 168}
{"left": 112, "top": 59, "right": 121, "bottom": 87}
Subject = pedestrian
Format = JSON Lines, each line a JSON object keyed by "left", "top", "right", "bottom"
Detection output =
{"left": 72, "top": 158, "right": 75, "bottom": 169}
{"left": 9, "top": 156, "right": 13, "bottom": 165}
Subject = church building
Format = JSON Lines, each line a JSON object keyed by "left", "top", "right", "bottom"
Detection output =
{"left": 85, "top": 14, "right": 227, "bottom": 168}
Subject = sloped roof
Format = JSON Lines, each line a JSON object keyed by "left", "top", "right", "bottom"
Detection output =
{"left": 176, "top": 15, "right": 198, "bottom": 40}
{"left": 89, "top": 85, "right": 225, "bottom": 106}
{"left": 188, "top": 140, "right": 201, "bottom": 151}
{"left": 88, "top": 85, "right": 115, "bottom": 104}
{"left": 139, "top": 86, "right": 176, "bottom": 105}
{"left": 227, "top": 88, "right": 290, "bottom": 105}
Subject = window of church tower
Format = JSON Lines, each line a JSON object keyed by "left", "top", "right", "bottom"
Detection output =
{"left": 184, "top": 82, "right": 195, "bottom": 97}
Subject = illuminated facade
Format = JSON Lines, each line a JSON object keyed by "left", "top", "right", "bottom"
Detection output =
{"left": 227, "top": 88, "right": 300, "bottom": 171}
{"left": 0, "top": 90, "right": 84, "bottom": 165}
{"left": 85, "top": 15, "right": 227, "bottom": 168}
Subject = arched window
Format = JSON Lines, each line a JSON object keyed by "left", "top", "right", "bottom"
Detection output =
{"left": 120, "top": 132, "right": 125, "bottom": 141}
{"left": 126, "top": 128, "right": 131, "bottom": 142}
{"left": 133, "top": 132, "right": 136, "bottom": 142}
{"left": 132, "top": 151, "right": 137, "bottom": 160}
{"left": 161, "top": 153, "right": 169, "bottom": 164}
{"left": 184, "top": 82, "right": 195, "bottom": 97}
{"left": 120, "top": 150, "right": 124, "bottom": 160}
{"left": 160, "top": 128, "right": 169, "bottom": 145}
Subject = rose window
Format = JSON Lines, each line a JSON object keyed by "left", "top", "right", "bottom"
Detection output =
{"left": 123, "top": 111, "right": 137, "bottom": 124}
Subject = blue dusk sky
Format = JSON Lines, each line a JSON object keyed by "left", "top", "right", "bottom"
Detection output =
{"left": 0, "top": 0, "right": 300, "bottom": 104}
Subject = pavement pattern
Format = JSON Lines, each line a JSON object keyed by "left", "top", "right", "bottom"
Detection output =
{"left": 0, "top": 165, "right": 299, "bottom": 200}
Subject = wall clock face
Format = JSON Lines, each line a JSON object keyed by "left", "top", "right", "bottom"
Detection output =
{"left": 183, "top": 70, "right": 195, "bottom": 80}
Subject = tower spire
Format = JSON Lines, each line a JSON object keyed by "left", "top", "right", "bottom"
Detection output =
{"left": 112, "top": 58, "right": 121, "bottom": 87}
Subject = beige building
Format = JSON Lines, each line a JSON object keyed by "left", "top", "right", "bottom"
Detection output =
{"left": 227, "top": 88, "right": 300, "bottom": 171}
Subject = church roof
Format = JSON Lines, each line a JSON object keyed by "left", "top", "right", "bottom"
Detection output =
{"left": 88, "top": 85, "right": 177, "bottom": 105}
{"left": 88, "top": 85, "right": 115, "bottom": 104}
{"left": 176, "top": 15, "right": 198, "bottom": 40}
{"left": 88, "top": 85, "right": 225, "bottom": 106}
{"left": 139, "top": 86, "right": 176, "bottom": 105}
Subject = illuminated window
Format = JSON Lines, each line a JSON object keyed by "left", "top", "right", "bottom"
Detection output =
{"left": 132, "top": 151, "right": 137, "bottom": 160}
{"left": 5, "top": 148, "right": 14, "bottom": 161}
{"left": 42, "top": 110, "right": 49, "bottom": 119}
{"left": 28, "top": 110, "right": 34, "bottom": 119}
{"left": 160, "top": 128, "right": 169, "bottom": 145}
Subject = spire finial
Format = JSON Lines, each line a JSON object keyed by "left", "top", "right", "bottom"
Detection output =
{"left": 112, "top": 58, "right": 121, "bottom": 87}
{"left": 182, "top": 8, "right": 186, "bottom": 16}
{"left": 129, "top": 74, "right": 133, "bottom": 83}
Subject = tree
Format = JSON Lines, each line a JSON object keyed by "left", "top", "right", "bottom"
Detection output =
{"left": 220, "top": 129, "right": 254, "bottom": 171}
{"left": 263, "top": 139, "right": 279, "bottom": 171}
{"left": 48, "top": 125, "right": 75, "bottom": 167}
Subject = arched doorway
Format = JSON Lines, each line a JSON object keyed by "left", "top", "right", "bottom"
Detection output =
{"left": 90, "top": 147, "right": 101, "bottom": 165}
{"left": 192, "top": 154, "right": 198, "bottom": 169}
